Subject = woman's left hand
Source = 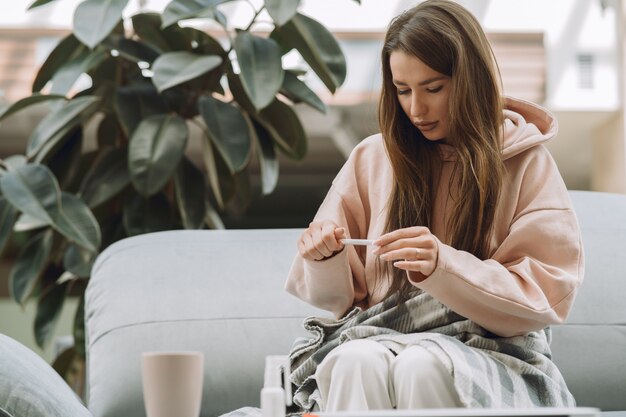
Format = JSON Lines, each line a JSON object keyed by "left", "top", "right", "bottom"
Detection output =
{"left": 373, "top": 226, "right": 439, "bottom": 277}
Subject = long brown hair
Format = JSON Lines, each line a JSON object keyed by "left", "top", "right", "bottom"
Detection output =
{"left": 377, "top": 0, "right": 505, "bottom": 299}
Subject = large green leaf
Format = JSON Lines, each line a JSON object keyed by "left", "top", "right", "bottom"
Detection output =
{"left": 213, "top": 141, "right": 237, "bottom": 206}
{"left": 9, "top": 230, "right": 53, "bottom": 305}
{"left": 1, "top": 164, "right": 101, "bottom": 252}
{"left": 131, "top": 13, "right": 191, "bottom": 53}
{"left": 73, "top": 296, "right": 86, "bottom": 359}
{"left": 49, "top": 192, "right": 102, "bottom": 253}
{"left": 73, "top": 0, "right": 130, "bottom": 49}
{"left": 273, "top": 13, "right": 346, "bottom": 93}
{"left": 234, "top": 32, "right": 284, "bottom": 110}
{"left": 87, "top": 63, "right": 120, "bottom": 103}
{"left": 257, "top": 99, "right": 307, "bottom": 160}
{"left": 115, "top": 83, "right": 169, "bottom": 136}
{"left": 80, "top": 147, "right": 130, "bottom": 208}
{"left": 0, "top": 94, "right": 66, "bottom": 123}
{"left": 13, "top": 213, "right": 48, "bottom": 232}
{"left": 132, "top": 13, "right": 170, "bottom": 52}
{"left": 200, "top": 133, "right": 227, "bottom": 209}
{"left": 251, "top": 120, "right": 279, "bottom": 196}
{"left": 174, "top": 157, "right": 206, "bottom": 229}
{"left": 3, "top": 155, "right": 26, "bottom": 170}
{"left": 27, "top": 96, "right": 100, "bottom": 159}
{"left": 50, "top": 49, "right": 109, "bottom": 95}
{"left": 281, "top": 70, "right": 326, "bottom": 113}
{"left": 42, "top": 128, "right": 83, "bottom": 188}
{"left": 28, "top": 0, "right": 58, "bottom": 10}
{"left": 63, "top": 244, "right": 96, "bottom": 278}
{"left": 35, "top": 281, "right": 69, "bottom": 348}
{"left": 265, "top": 0, "right": 300, "bottom": 26}
{"left": 198, "top": 95, "right": 251, "bottom": 173}
{"left": 0, "top": 198, "right": 18, "bottom": 255}
{"left": 226, "top": 71, "right": 255, "bottom": 115}
{"left": 0, "top": 164, "right": 59, "bottom": 224}
{"left": 123, "top": 193, "right": 173, "bottom": 236}
{"left": 161, "top": 0, "right": 233, "bottom": 28}
{"left": 104, "top": 35, "right": 160, "bottom": 64}
{"left": 225, "top": 169, "right": 252, "bottom": 215}
{"left": 181, "top": 28, "right": 227, "bottom": 58}
{"left": 128, "top": 114, "right": 188, "bottom": 196}
{"left": 151, "top": 51, "right": 222, "bottom": 92}
{"left": 178, "top": 28, "right": 227, "bottom": 95}
{"left": 33, "top": 35, "right": 85, "bottom": 93}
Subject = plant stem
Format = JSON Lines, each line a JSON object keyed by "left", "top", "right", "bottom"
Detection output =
{"left": 244, "top": 1, "right": 265, "bottom": 32}
{"left": 190, "top": 117, "right": 209, "bottom": 136}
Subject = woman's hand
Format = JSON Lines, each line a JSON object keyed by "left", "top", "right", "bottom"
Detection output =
{"left": 298, "top": 220, "right": 347, "bottom": 261}
{"left": 373, "top": 226, "right": 439, "bottom": 278}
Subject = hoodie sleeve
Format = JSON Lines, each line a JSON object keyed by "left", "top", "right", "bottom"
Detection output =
{"left": 284, "top": 151, "right": 372, "bottom": 318}
{"left": 411, "top": 146, "right": 584, "bottom": 337}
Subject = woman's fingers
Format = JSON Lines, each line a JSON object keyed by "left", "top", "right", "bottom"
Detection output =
{"left": 374, "top": 226, "right": 429, "bottom": 247}
{"left": 300, "top": 232, "right": 326, "bottom": 260}
{"left": 392, "top": 259, "right": 434, "bottom": 275}
{"left": 379, "top": 246, "right": 424, "bottom": 262}
{"left": 321, "top": 222, "right": 342, "bottom": 253}
{"left": 373, "top": 226, "right": 438, "bottom": 276}
{"left": 374, "top": 235, "right": 434, "bottom": 256}
{"left": 391, "top": 246, "right": 438, "bottom": 276}
{"left": 298, "top": 221, "right": 346, "bottom": 260}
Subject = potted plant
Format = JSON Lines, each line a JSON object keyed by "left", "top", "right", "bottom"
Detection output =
{"left": 0, "top": 0, "right": 357, "bottom": 387}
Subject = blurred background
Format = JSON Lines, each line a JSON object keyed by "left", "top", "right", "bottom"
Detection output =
{"left": 0, "top": 0, "right": 624, "bottom": 363}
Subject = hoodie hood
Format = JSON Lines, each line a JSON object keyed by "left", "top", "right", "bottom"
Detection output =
{"left": 438, "top": 96, "right": 558, "bottom": 162}
{"left": 501, "top": 96, "right": 558, "bottom": 160}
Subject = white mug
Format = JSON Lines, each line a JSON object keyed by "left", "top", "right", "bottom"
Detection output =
{"left": 142, "top": 351, "right": 204, "bottom": 417}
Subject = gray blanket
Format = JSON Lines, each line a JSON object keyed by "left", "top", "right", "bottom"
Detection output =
{"left": 289, "top": 290, "right": 576, "bottom": 411}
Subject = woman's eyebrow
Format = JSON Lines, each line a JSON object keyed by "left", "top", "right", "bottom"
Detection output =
{"left": 392, "top": 76, "right": 447, "bottom": 86}
{"left": 418, "top": 76, "right": 447, "bottom": 86}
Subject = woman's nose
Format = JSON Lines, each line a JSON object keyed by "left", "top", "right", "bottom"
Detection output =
{"left": 410, "top": 97, "right": 426, "bottom": 118}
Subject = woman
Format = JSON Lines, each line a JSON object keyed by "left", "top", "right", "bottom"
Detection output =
{"left": 285, "top": 0, "right": 582, "bottom": 411}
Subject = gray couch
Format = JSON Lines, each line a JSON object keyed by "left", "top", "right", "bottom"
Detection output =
{"left": 1, "top": 191, "right": 624, "bottom": 417}
{"left": 81, "top": 190, "right": 626, "bottom": 417}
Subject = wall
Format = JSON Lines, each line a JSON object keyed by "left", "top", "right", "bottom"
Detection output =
{"left": 592, "top": 0, "right": 626, "bottom": 192}
{"left": 592, "top": 113, "right": 626, "bottom": 192}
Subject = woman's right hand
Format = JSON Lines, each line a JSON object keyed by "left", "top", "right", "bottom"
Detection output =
{"left": 298, "top": 220, "right": 347, "bottom": 261}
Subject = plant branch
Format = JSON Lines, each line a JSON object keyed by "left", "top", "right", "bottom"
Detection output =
{"left": 244, "top": 2, "right": 265, "bottom": 32}
{"left": 217, "top": 23, "right": 234, "bottom": 52}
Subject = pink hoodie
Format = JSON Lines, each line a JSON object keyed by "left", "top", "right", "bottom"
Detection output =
{"left": 285, "top": 97, "right": 584, "bottom": 337}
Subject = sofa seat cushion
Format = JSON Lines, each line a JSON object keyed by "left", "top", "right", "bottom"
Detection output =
{"left": 85, "top": 229, "right": 326, "bottom": 417}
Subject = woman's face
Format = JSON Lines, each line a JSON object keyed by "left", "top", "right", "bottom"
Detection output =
{"left": 389, "top": 50, "right": 451, "bottom": 142}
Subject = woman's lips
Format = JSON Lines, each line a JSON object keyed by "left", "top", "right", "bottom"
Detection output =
{"left": 416, "top": 121, "right": 437, "bottom": 132}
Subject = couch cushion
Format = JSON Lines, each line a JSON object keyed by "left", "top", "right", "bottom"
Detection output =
{"left": 85, "top": 229, "right": 326, "bottom": 417}
{"left": 549, "top": 191, "right": 626, "bottom": 411}
{"left": 0, "top": 333, "right": 92, "bottom": 417}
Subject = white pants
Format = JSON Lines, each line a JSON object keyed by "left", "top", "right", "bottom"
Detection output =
{"left": 314, "top": 339, "right": 463, "bottom": 411}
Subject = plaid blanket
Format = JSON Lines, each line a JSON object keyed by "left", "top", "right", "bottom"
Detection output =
{"left": 289, "top": 290, "right": 576, "bottom": 412}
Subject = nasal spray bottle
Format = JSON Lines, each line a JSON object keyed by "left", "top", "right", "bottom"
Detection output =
{"left": 261, "top": 355, "right": 292, "bottom": 417}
